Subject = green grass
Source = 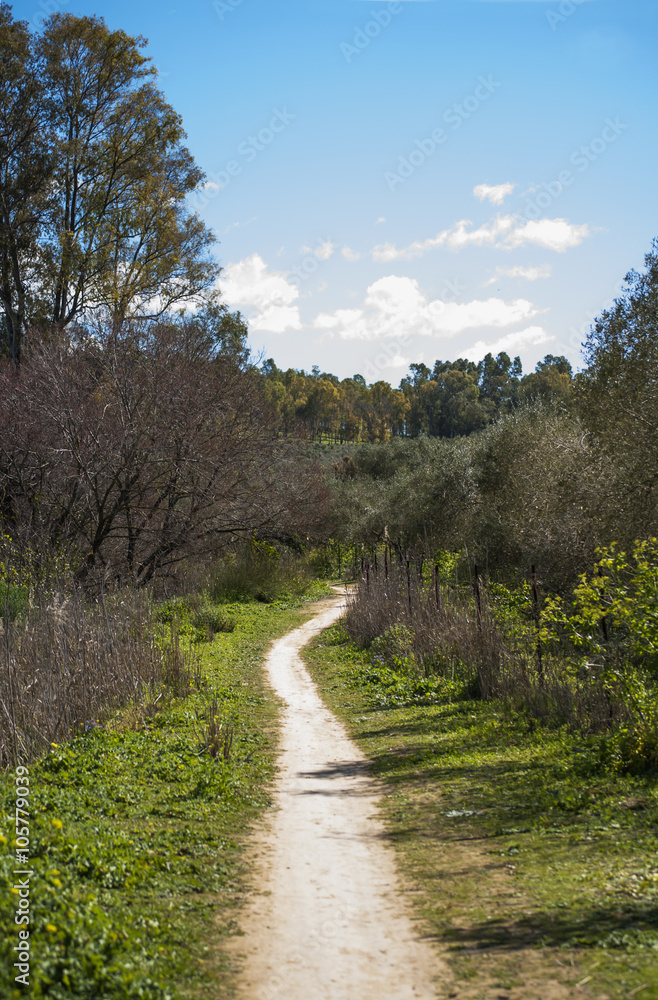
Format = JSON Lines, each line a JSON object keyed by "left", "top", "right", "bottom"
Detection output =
{"left": 0, "top": 590, "right": 330, "bottom": 1000}
{"left": 305, "top": 624, "right": 658, "bottom": 1000}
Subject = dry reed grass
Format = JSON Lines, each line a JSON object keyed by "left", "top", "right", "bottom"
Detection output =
{"left": 345, "top": 558, "right": 625, "bottom": 731}
{"left": 344, "top": 560, "right": 503, "bottom": 694}
{"left": 0, "top": 587, "right": 196, "bottom": 765}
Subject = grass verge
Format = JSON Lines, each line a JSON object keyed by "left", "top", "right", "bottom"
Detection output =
{"left": 304, "top": 624, "right": 658, "bottom": 1000}
{"left": 0, "top": 586, "right": 330, "bottom": 1000}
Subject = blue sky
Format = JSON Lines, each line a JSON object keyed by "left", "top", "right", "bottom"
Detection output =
{"left": 13, "top": 0, "right": 657, "bottom": 381}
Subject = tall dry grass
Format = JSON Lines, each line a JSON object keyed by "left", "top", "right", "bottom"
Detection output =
{"left": 344, "top": 558, "right": 504, "bottom": 697}
{"left": 0, "top": 586, "right": 195, "bottom": 765}
{"left": 344, "top": 557, "right": 627, "bottom": 732}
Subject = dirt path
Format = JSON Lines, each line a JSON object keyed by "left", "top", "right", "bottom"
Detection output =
{"left": 227, "top": 594, "right": 447, "bottom": 1000}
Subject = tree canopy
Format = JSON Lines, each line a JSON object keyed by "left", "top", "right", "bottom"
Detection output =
{"left": 260, "top": 351, "right": 574, "bottom": 443}
{"left": 0, "top": 8, "right": 218, "bottom": 363}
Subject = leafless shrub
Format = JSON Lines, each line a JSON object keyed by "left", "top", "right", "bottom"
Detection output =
{"left": 344, "top": 559, "right": 504, "bottom": 695}
{"left": 0, "top": 324, "right": 329, "bottom": 588}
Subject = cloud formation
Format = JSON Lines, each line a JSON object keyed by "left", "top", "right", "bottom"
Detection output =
{"left": 462, "top": 325, "right": 554, "bottom": 362}
{"left": 301, "top": 240, "right": 335, "bottom": 260}
{"left": 473, "top": 182, "right": 515, "bottom": 205}
{"left": 505, "top": 218, "right": 589, "bottom": 252}
{"left": 313, "top": 274, "right": 539, "bottom": 341}
{"left": 372, "top": 215, "right": 589, "bottom": 260}
{"left": 221, "top": 253, "right": 301, "bottom": 333}
{"left": 484, "top": 264, "right": 552, "bottom": 286}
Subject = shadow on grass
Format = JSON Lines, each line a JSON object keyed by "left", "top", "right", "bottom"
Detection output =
{"left": 444, "top": 900, "right": 658, "bottom": 952}
{"left": 358, "top": 709, "right": 532, "bottom": 751}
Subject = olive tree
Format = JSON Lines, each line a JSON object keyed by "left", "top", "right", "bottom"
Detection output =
{"left": 577, "top": 239, "right": 658, "bottom": 545}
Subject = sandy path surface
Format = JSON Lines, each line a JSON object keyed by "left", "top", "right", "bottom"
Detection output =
{"left": 228, "top": 594, "right": 447, "bottom": 1000}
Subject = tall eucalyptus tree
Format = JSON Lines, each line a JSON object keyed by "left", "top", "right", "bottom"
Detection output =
{"left": 0, "top": 10, "right": 218, "bottom": 362}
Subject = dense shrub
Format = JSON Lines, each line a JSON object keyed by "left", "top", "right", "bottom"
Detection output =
{"left": 208, "top": 539, "right": 314, "bottom": 604}
{"left": 346, "top": 546, "right": 658, "bottom": 773}
{"left": 329, "top": 404, "right": 626, "bottom": 590}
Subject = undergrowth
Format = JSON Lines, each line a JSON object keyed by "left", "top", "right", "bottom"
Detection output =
{"left": 344, "top": 541, "right": 658, "bottom": 774}
{"left": 0, "top": 592, "right": 328, "bottom": 999}
{"left": 306, "top": 624, "right": 658, "bottom": 999}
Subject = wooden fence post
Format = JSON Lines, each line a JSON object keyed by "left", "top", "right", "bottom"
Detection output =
{"left": 473, "top": 563, "right": 482, "bottom": 632}
{"left": 597, "top": 566, "right": 609, "bottom": 643}
{"left": 531, "top": 564, "right": 543, "bottom": 682}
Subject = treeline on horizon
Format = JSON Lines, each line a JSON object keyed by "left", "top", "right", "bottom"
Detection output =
{"left": 259, "top": 350, "right": 573, "bottom": 442}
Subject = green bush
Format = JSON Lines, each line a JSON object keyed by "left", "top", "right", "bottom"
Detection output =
{"left": 541, "top": 539, "right": 658, "bottom": 771}
{"left": 370, "top": 624, "right": 416, "bottom": 667}
{"left": 192, "top": 603, "right": 235, "bottom": 639}
{"left": 209, "top": 540, "right": 313, "bottom": 604}
{"left": 0, "top": 578, "right": 29, "bottom": 624}
{"left": 155, "top": 596, "right": 234, "bottom": 642}
{"left": 353, "top": 660, "right": 464, "bottom": 708}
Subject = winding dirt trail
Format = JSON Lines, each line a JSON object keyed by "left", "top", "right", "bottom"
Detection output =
{"left": 227, "top": 593, "right": 447, "bottom": 1000}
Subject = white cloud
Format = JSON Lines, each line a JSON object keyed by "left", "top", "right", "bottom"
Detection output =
{"left": 221, "top": 253, "right": 301, "bottom": 333}
{"left": 473, "top": 182, "right": 515, "bottom": 205}
{"left": 372, "top": 217, "right": 512, "bottom": 260}
{"left": 301, "top": 240, "right": 335, "bottom": 261}
{"left": 372, "top": 215, "right": 589, "bottom": 260}
{"left": 506, "top": 218, "right": 589, "bottom": 252}
{"left": 378, "top": 352, "right": 410, "bottom": 370}
{"left": 316, "top": 241, "right": 335, "bottom": 261}
{"left": 375, "top": 216, "right": 386, "bottom": 225}
{"left": 314, "top": 307, "right": 362, "bottom": 331}
{"left": 463, "top": 325, "right": 554, "bottom": 361}
{"left": 342, "top": 246, "right": 361, "bottom": 261}
{"left": 312, "top": 274, "right": 539, "bottom": 341}
{"left": 484, "top": 264, "right": 552, "bottom": 286}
